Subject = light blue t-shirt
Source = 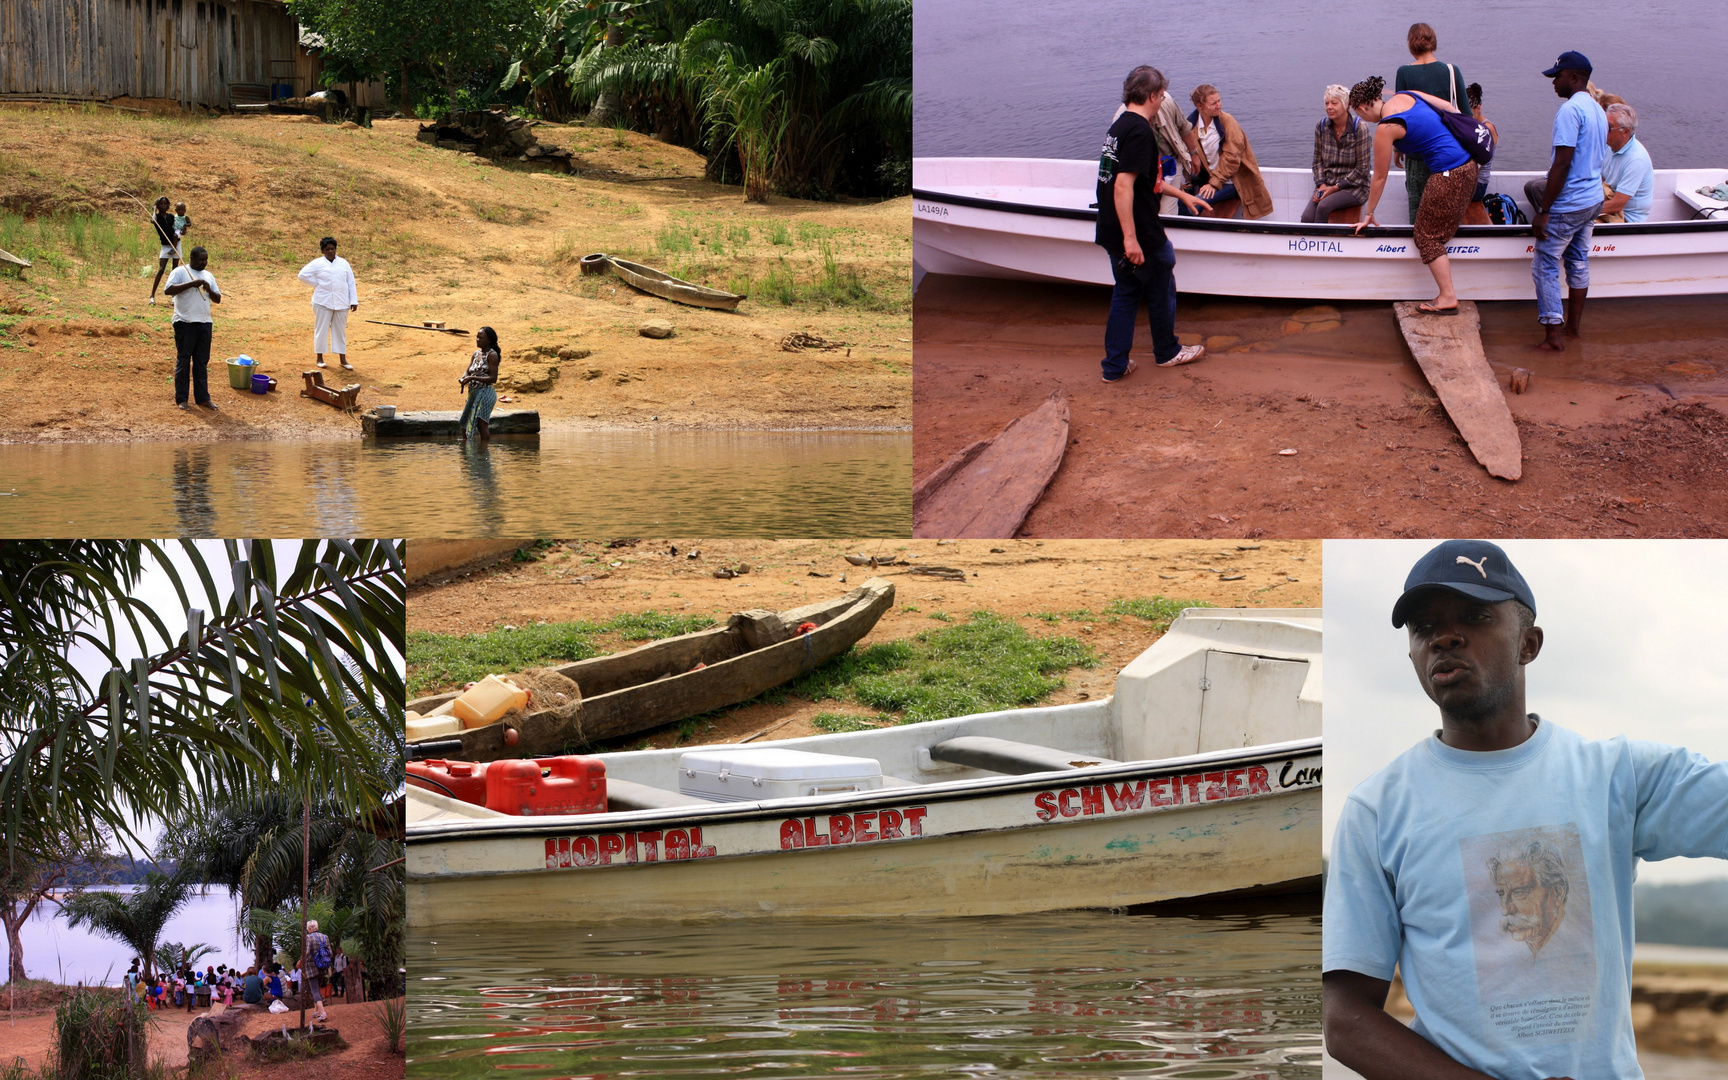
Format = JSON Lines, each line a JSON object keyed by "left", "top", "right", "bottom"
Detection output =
{"left": 1601, "top": 135, "right": 1654, "bottom": 223}
{"left": 1548, "top": 92, "right": 1609, "bottom": 214}
{"left": 1324, "top": 718, "right": 1728, "bottom": 1080}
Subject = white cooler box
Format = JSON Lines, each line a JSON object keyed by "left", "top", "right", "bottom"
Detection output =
{"left": 678, "top": 748, "right": 883, "bottom": 803}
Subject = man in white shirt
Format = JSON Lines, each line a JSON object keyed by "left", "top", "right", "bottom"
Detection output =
{"left": 162, "top": 246, "right": 221, "bottom": 411}
{"left": 296, "top": 236, "right": 359, "bottom": 370}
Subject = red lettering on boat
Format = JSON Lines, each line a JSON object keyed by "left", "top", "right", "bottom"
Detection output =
{"left": 880, "top": 808, "right": 904, "bottom": 838}
{"left": 1079, "top": 786, "right": 1104, "bottom": 815}
{"left": 1057, "top": 789, "right": 1081, "bottom": 817}
{"left": 1106, "top": 781, "right": 1147, "bottom": 811}
{"left": 1034, "top": 791, "right": 1058, "bottom": 821}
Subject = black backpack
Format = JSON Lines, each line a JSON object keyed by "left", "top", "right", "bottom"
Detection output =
{"left": 1483, "top": 192, "right": 1526, "bottom": 226}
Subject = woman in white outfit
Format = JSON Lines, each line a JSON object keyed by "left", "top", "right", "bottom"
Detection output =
{"left": 297, "top": 236, "right": 359, "bottom": 369}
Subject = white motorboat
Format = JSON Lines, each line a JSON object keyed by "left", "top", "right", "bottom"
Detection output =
{"left": 405, "top": 607, "right": 1322, "bottom": 925}
{"left": 913, "top": 156, "right": 1728, "bottom": 300}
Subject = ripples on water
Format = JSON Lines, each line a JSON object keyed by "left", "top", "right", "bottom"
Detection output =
{"left": 408, "top": 908, "right": 1321, "bottom": 1078}
{"left": 0, "top": 431, "right": 911, "bottom": 537}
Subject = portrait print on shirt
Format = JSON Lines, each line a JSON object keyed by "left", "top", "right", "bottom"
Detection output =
{"left": 1460, "top": 823, "right": 1597, "bottom": 1047}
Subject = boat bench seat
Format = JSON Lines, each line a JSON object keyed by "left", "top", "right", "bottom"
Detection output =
{"left": 607, "top": 777, "right": 710, "bottom": 812}
{"left": 928, "top": 736, "right": 1119, "bottom": 776}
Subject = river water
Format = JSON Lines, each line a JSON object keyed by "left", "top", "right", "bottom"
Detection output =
{"left": 2, "top": 892, "right": 253, "bottom": 986}
{"left": 915, "top": 0, "right": 1726, "bottom": 170}
{"left": 0, "top": 431, "right": 910, "bottom": 537}
{"left": 408, "top": 907, "right": 1321, "bottom": 1078}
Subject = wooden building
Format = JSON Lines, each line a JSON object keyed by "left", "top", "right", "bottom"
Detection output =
{"left": 0, "top": 0, "right": 385, "bottom": 109}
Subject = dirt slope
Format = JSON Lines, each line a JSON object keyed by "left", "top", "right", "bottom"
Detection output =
{"left": 0, "top": 105, "right": 909, "bottom": 443}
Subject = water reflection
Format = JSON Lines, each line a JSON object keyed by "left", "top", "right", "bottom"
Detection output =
{"left": 408, "top": 908, "right": 1321, "bottom": 1079}
{"left": 171, "top": 445, "right": 216, "bottom": 535}
{"left": 0, "top": 431, "right": 911, "bottom": 537}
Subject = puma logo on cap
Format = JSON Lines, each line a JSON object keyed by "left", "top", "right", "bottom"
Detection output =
{"left": 1456, "top": 555, "right": 1488, "bottom": 578}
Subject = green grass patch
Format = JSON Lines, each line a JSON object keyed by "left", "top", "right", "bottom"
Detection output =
{"left": 811, "top": 712, "right": 886, "bottom": 733}
{"left": 767, "top": 220, "right": 792, "bottom": 245}
{"left": 655, "top": 225, "right": 694, "bottom": 255}
{"left": 1104, "top": 595, "right": 1210, "bottom": 630}
{"left": 407, "top": 611, "right": 717, "bottom": 695}
{"left": 771, "top": 613, "right": 1095, "bottom": 725}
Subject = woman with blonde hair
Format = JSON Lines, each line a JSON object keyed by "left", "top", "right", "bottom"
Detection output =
{"left": 1350, "top": 75, "right": 1477, "bottom": 314}
{"left": 1303, "top": 84, "right": 1371, "bottom": 223}
{"left": 1181, "top": 84, "right": 1273, "bottom": 219}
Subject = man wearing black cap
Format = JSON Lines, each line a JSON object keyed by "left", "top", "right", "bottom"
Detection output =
{"left": 1523, "top": 52, "right": 1608, "bottom": 353}
{"left": 1323, "top": 539, "right": 1728, "bottom": 1080}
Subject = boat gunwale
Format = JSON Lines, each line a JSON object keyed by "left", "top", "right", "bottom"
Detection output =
{"left": 405, "top": 578, "right": 893, "bottom": 719}
{"left": 911, "top": 186, "right": 1728, "bottom": 238}
{"left": 406, "top": 734, "right": 1322, "bottom": 846}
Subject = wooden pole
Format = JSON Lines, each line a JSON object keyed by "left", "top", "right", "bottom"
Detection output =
{"left": 299, "top": 793, "right": 309, "bottom": 1031}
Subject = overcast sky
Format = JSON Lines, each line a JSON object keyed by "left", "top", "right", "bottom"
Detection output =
{"left": 1324, "top": 539, "right": 1728, "bottom": 886}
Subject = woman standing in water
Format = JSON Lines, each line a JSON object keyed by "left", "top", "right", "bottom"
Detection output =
{"left": 1350, "top": 75, "right": 1477, "bottom": 315}
{"left": 458, "top": 326, "right": 502, "bottom": 442}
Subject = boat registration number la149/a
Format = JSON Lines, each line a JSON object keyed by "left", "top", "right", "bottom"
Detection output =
{"left": 540, "top": 757, "right": 1320, "bottom": 870}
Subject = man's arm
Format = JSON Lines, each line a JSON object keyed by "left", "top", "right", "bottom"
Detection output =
{"left": 163, "top": 270, "right": 198, "bottom": 297}
{"left": 1323, "top": 971, "right": 1504, "bottom": 1080}
{"left": 1600, "top": 189, "right": 1631, "bottom": 217}
{"left": 1113, "top": 172, "right": 1142, "bottom": 264}
{"left": 1532, "top": 145, "right": 1575, "bottom": 241}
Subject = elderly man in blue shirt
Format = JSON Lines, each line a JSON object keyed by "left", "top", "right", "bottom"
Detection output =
{"left": 1599, "top": 103, "right": 1654, "bottom": 223}
{"left": 1523, "top": 51, "right": 1608, "bottom": 353}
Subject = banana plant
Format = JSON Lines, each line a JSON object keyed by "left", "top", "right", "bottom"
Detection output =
{"left": 0, "top": 540, "right": 405, "bottom": 861}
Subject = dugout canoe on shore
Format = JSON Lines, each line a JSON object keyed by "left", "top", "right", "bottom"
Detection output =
{"left": 405, "top": 607, "right": 1322, "bottom": 925}
{"left": 602, "top": 255, "right": 747, "bottom": 311}
{"left": 913, "top": 157, "right": 1728, "bottom": 299}
{"left": 406, "top": 578, "right": 896, "bottom": 761}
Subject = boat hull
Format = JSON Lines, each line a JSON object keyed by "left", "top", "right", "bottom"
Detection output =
{"left": 913, "top": 157, "right": 1728, "bottom": 300}
{"left": 606, "top": 257, "right": 746, "bottom": 311}
{"left": 407, "top": 740, "right": 1321, "bottom": 925}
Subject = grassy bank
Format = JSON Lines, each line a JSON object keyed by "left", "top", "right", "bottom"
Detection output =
{"left": 408, "top": 597, "right": 1211, "bottom": 745}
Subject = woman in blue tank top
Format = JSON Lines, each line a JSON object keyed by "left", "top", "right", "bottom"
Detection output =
{"left": 1349, "top": 75, "right": 1480, "bottom": 315}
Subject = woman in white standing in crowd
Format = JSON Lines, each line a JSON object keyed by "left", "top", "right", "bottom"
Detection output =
{"left": 297, "top": 236, "right": 359, "bottom": 370}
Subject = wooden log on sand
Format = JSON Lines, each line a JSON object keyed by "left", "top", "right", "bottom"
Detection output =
{"left": 912, "top": 390, "right": 1069, "bottom": 538}
{"left": 1393, "top": 301, "right": 1522, "bottom": 481}
{"left": 363, "top": 410, "right": 540, "bottom": 437}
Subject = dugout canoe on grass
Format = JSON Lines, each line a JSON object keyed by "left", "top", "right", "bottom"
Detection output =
{"left": 405, "top": 607, "right": 1322, "bottom": 925}
{"left": 603, "top": 256, "right": 747, "bottom": 311}
{"left": 0, "top": 247, "right": 30, "bottom": 268}
{"left": 406, "top": 578, "right": 896, "bottom": 762}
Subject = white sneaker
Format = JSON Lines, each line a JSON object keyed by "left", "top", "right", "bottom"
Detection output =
{"left": 1157, "top": 344, "right": 1206, "bottom": 367}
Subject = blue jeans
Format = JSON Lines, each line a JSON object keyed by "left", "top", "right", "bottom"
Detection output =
{"left": 1532, "top": 203, "right": 1600, "bottom": 325}
{"left": 1101, "top": 240, "right": 1178, "bottom": 378}
{"left": 1177, "top": 181, "right": 1237, "bottom": 216}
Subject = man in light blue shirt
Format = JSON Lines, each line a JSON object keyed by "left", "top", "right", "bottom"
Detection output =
{"left": 1599, "top": 103, "right": 1654, "bottom": 223}
{"left": 1524, "top": 52, "right": 1608, "bottom": 353}
{"left": 1323, "top": 540, "right": 1728, "bottom": 1080}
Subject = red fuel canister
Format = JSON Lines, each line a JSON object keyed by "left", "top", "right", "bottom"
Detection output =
{"left": 485, "top": 756, "right": 607, "bottom": 816}
{"left": 406, "top": 759, "right": 488, "bottom": 805}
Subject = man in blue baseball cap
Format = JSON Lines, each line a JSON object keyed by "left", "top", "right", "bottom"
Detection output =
{"left": 1323, "top": 540, "right": 1728, "bottom": 1080}
{"left": 1523, "top": 51, "right": 1608, "bottom": 353}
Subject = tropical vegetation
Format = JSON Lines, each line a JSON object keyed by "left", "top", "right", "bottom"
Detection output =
{"left": 60, "top": 868, "right": 200, "bottom": 982}
{"left": 0, "top": 540, "right": 404, "bottom": 1011}
{"left": 288, "top": 0, "right": 911, "bottom": 200}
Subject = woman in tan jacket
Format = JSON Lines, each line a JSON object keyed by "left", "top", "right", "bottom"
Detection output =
{"left": 1182, "top": 84, "right": 1274, "bottom": 219}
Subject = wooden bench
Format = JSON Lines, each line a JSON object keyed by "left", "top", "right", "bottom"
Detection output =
{"left": 1328, "top": 205, "right": 1361, "bottom": 225}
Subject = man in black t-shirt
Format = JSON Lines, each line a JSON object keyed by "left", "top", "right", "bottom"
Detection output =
{"left": 1096, "top": 66, "right": 1210, "bottom": 382}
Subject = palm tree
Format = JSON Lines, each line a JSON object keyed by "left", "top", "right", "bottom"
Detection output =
{"left": 0, "top": 540, "right": 405, "bottom": 862}
{"left": 62, "top": 869, "right": 199, "bottom": 981}
{"left": 163, "top": 791, "right": 403, "bottom": 976}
